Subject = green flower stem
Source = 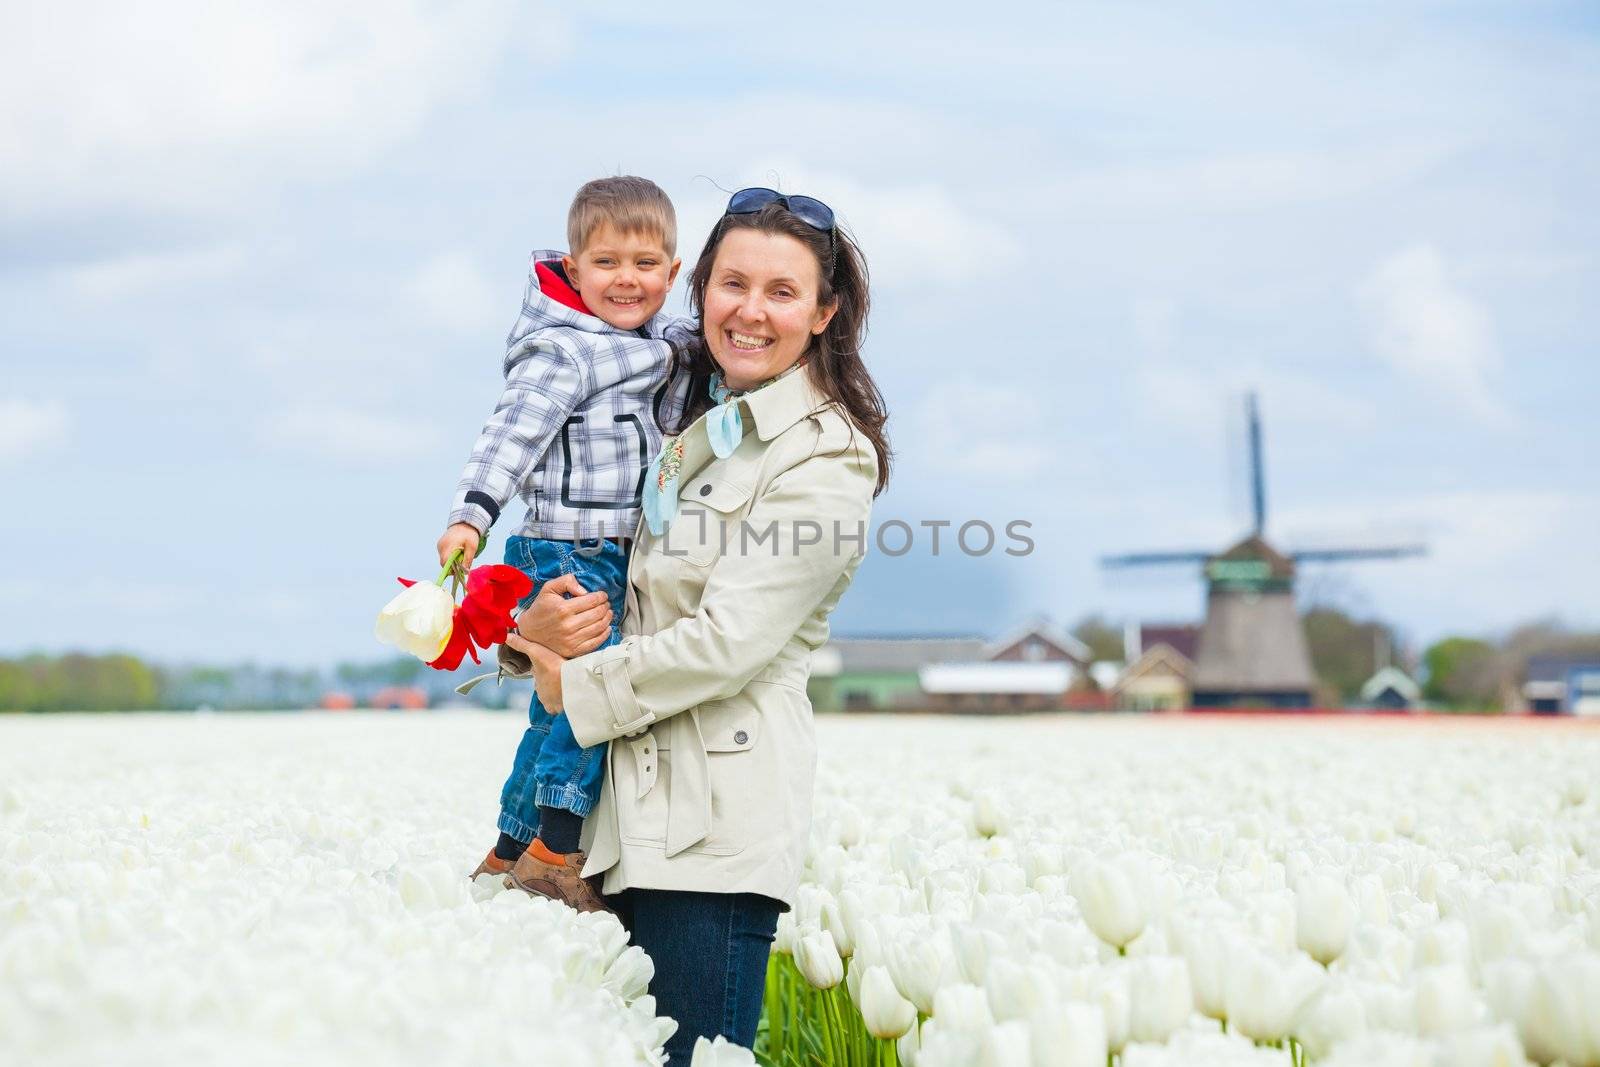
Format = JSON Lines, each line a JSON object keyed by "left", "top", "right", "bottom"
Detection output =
{"left": 435, "top": 548, "right": 463, "bottom": 587}
{"left": 764, "top": 955, "right": 782, "bottom": 1063}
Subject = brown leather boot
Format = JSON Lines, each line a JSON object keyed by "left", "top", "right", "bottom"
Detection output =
{"left": 507, "top": 843, "right": 614, "bottom": 914}
{"left": 467, "top": 848, "right": 513, "bottom": 882}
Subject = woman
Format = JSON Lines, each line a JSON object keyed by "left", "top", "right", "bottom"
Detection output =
{"left": 504, "top": 188, "right": 889, "bottom": 1059}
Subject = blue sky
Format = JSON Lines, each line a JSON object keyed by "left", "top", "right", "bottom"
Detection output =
{"left": 2, "top": 1, "right": 1596, "bottom": 666}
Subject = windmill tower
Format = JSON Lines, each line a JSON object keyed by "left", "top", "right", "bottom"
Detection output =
{"left": 1102, "top": 394, "right": 1424, "bottom": 708}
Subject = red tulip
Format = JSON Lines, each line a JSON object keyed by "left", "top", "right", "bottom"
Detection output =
{"left": 381, "top": 564, "right": 533, "bottom": 671}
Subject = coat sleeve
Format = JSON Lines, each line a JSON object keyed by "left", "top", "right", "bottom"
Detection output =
{"left": 560, "top": 424, "right": 875, "bottom": 747}
{"left": 446, "top": 336, "right": 590, "bottom": 534}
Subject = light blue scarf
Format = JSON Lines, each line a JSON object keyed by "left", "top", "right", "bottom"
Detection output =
{"left": 642, "top": 364, "right": 802, "bottom": 536}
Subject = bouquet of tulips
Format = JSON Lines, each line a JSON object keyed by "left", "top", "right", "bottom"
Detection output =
{"left": 373, "top": 549, "right": 533, "bottom": 670}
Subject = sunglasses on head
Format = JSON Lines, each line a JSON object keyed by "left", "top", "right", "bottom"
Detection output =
{"left": 724, "top": 187, "right": 837, "bottom": 256}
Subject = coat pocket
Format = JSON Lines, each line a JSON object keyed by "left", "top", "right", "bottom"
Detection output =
{"left": 655, "top": 477, "right": 755, "bottom": 566}
{"left": 690, "top": 701, "right": 764, "bottom": 856}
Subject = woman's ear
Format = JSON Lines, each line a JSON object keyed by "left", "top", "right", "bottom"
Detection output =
{"left": 811, "top": 299, "right": 839, "bottom": 336}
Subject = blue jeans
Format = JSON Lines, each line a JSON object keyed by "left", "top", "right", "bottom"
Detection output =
{"left": 496, "top": 535, "right": 627, "bottom": 842}
{"left": 611, "top": 889, "right": 782, "bottom": 1062}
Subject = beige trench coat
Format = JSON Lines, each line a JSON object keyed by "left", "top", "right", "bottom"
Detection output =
{"left": 560, "top": 365, "right": 876, "bottom": 908}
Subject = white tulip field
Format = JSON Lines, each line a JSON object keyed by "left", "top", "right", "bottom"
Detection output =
{"left": 3, "top": 712, "right": 1599, "bottom": 1067}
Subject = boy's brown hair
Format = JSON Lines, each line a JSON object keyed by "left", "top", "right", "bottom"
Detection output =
{"left": 567, "top": 176, "right": 677, "bottom": 257}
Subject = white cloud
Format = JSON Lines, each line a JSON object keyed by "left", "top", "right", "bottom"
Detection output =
{"left": 1357, "top": 244, "right": 1510, "bottom": 426}
{"left": 258, "top": 403, "right": 441, "bottom": 464}
{"left": 901, "top": 379, "right": 1054, "bottom": 485}
{"left": 1049, "top": 143, "right": 1453, "bottom": 217}
{"left": 405, "top": 250, "right": 504, "bottom": 336}
{"left": 0, "top": 399, "right": 69, "bottom": 462}
{"left": 670, "top": 160, "right": 1020, "bottom": 292}
{"left": 1133, "top": 361, "right": 1377, "bottom": 437}
{"left": 60, "top": 245, "right": 247, "bottom": 300}
{"left": 1275, "top": 489, "right": 1600, "bottom": 635}
{"left": 0, "top": 0, "right": 538, "bottom": 219}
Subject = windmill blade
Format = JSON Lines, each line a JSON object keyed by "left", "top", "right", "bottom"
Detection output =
{"left": 1247, "top": 391, "right": 1267, "bottom": 537}
{"left": 1290, "top": 545, "right": 1427, "bottom": 563}
{"left": 1101, "top": 550, "right": 1214, "bottom": 569}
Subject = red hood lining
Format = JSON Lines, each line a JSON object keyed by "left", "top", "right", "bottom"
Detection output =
{"left": 534, "top": 260, "right": 593, "bottom": 316}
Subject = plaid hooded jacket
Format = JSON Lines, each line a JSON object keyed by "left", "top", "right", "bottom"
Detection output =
{"left": 448, "top": 251, "right": 692, "bottom": 542}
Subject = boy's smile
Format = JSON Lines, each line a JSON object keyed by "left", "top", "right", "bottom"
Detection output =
{"left": 563, "top": 222, "right": 681, "bottom": 331}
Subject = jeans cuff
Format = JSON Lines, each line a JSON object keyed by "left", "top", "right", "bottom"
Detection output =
{"left": 496, "top": 810, "right": 539, "bottom": 843}
{"left": 534, "top": 782, "right": 597, "bottom": 818}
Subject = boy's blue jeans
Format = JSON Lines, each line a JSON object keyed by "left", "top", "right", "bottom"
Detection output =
{"left": 497, "top": 535, "right": 627, "bottom": 843}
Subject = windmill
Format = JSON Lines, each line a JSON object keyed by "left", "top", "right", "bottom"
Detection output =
{"left": 1101, "top": 393, "right": 1425, "bottom": 707}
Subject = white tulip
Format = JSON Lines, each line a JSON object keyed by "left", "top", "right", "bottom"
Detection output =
{"left": 600, "top": 945, "right": 653, "bottom": 1001}
{"left": 1414, "top": 964, "right": 1479, "bottom": 1036}
{"left": 1416, "top": 918, "right": 1472, "bottom": 969}
{"left": 860, "top": 964, "right": 917, "bottom": 1039}
{"left": 1295, "top": 981, "right": 1368, "bottom": 1061}
{"left": 772, "top": 911, "right": 797, "bottom": 955}
{"left": 1177, "top": 920, "right": 1242, "bottom": 1024}
{"left": 373, "top": 581, "right": 454, "bottom": 661}
{"left": 689, "top": 1035, "right": 755, "bottom": 1066}
{"left": 1296, "top": 871, "right": 1355, "bottom": 965}
{"left": 1436, "top": 1025, "right": 1531, "bottom": 1067}
{"left": 1071, "top": 858, "right": 1146, "bottom": 951}
{"left": 1127, "top": 955, "right": 1193, "bottom": 1044}
{"left": 888, "top": 927, "right": 956, "bottom": 1016}
{"left": 1319, "top": 1033, "right": 1435, "bottom": 1067}
{"left": 931, "top": 982, "right": 992, "bottom": 1031}
{"left": 972, "top": 791, "right": 1009, "bottom": 838}
{"left": 822, "top": 894, "right": 853, "bottom": 957}
{"left": 979, "top": 1020, "right": 1030, "bottom": 1066}
{"left": 979, "top": 861, "right": 1027, "bottom": 896}
{"left": 897, "top": 1018, "right": 922, "bottom": 1067}
{"left": 1528, "top": 953, "right": 1600, "bottom": 1067}
{"left": 794, "top": 929, "right": 843, "bottom": 990}
{"left": 1224, "top": 946, "right": 1326, "bottom": 1043}
{"left": 983, "top": 958, "right": 1059, "bottom": 1023}
{"left": 1028, "top": 999, "right": 1106, "bottom": 1067}
{"left": 917, "top": 1020, "right": 980, "bottom": 1067}
{"left": 952, "top": 924, "right": 1001, "bottom": 985}
{"left": 793, "top": 884, "right": 831, "bottom": 934}
{"left": 1246, "top": 890, "right": 1299, "bottom": 954}
{"left": 1097, "top": 963, "right": 1132, "bottom": 1053}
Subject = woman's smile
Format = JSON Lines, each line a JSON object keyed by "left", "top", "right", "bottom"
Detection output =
{"left": 703, "top": 229, "right": 837, "bottom": 390}
{"left": 726, "top": 329, "right": 774, "bottom": 352}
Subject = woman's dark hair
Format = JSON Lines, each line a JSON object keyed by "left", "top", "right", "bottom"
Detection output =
{"left": 670, "top": 202, "right": 891, "bottom": 496}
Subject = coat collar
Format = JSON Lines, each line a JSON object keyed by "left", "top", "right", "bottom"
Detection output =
{"left": 741, "top": 362, "right": 832, "bottom": 442}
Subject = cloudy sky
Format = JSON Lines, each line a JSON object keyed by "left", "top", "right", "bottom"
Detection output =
{"left": 2, "top": 1, "right": 1596, "bottom": 666}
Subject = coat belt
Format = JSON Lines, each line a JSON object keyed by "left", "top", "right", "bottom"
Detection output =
{"left": 608, "top": 708, "right": 712, "bottom": 860}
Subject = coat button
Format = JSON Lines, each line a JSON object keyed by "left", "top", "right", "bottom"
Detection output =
{"left": 733, "top": 730, "right": 748, "bottom": 745}
{"left": 699, "top": 484, "right": 712, "bottom": 497}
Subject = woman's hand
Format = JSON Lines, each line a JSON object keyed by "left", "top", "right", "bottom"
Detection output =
{"left": 504, "top": 631, "right": 566, "bottom": 713}
{"left": 516, "top": 573, "right": 614, "bottom": 657}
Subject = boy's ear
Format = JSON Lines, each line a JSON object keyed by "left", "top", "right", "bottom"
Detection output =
{"left": 561, "top": 253, "right": 579, "bottom": 283}
{"left": 667, "top": 257, "right": 682, "bottom": 288}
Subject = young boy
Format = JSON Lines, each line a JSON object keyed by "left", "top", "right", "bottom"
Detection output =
{"left": 439, "top": 176, "right": 681, "bottom": 912}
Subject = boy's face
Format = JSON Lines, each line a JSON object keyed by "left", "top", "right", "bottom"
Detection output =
{"left": 563, "top": 222, "right": 681, "bottom": 331}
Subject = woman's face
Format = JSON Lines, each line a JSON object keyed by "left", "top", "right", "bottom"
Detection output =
{"left": 703, "top": 228, "right": 837, "bottom": 392}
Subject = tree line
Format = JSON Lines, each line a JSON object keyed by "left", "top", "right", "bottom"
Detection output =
{"left": 0, "top": 652, "right": 500, "bottom": 712}
{"left": 5, "top": 614, "right": 1597, "bottom": 712}
{"left": 1071, "top": 611, "right": 1600, "bottom": 711}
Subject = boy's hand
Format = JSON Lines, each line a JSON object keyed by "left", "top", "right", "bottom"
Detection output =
{"left": 437, "top": 523, "right": 484, "bottom": 569}
{"left": 516, "top": 573, "right": 614, "bottom": 658}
